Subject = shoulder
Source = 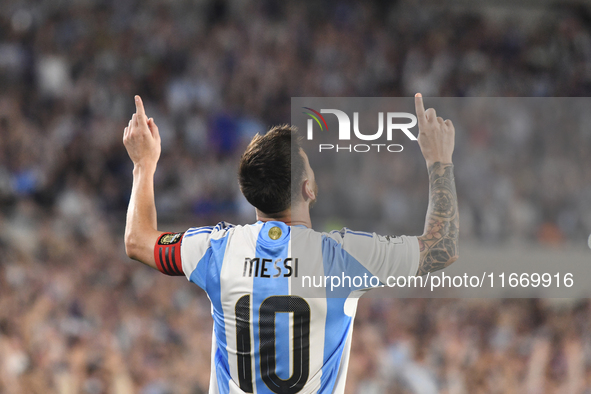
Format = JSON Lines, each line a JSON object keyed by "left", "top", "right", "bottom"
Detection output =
{"left": 182, "top": 222, "right": 277, "bottom": 246}
{"left": 322, "top": 228, "right": 378, "bottom": 243}
{"left": 183, "top": 221, "right": 236, "bottom": 241}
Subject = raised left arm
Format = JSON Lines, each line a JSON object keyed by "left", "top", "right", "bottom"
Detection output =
{"left": 413, "top": 94, "right": 459, "bottom": 276}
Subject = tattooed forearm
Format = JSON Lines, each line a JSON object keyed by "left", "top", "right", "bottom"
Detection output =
{"left": 416, "top": 162, "right": 459, "bottom": 276}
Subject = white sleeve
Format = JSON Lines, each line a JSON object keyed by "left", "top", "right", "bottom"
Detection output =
{"left": 327, "top": 229, "right": 420, "bottom": 281}
{"left": 180, "top": 222, "right": 234, "bottom": 286}
{"left": 180, "top": 226, "right": 214, "bottom": 282}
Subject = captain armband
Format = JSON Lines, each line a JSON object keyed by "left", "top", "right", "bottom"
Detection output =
{"left": 154, "top": 232, "right": 185, "bottom": 276}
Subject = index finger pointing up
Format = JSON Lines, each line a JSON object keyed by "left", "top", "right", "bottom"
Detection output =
{"left": 414, "top": 93, "right": 426, "bottom": 121}
{"left": 135, "top": 95, "right": 146, "bottom": 118}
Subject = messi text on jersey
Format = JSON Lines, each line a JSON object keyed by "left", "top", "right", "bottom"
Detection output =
{"left": 242, "top": 257, "right": 299, "bottom": 278}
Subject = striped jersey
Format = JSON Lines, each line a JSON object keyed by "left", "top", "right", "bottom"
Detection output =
{"left": 177, "top": 220, "right": 419, "bottom": 394}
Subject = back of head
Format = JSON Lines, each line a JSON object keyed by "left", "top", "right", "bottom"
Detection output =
{"left": 238, "top": 125, "right": 304, "bottom": 215}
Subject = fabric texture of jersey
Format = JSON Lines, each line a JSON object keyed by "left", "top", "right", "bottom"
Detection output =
{"left": 179, "top": 221, "right": 419, "bottom": 394}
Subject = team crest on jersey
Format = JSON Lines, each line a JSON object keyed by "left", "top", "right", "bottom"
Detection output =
{"left": 158, "top": 232, "right": 183, "bottom": 245}
{"left": 268, "top": 226, "right": 282, "bottom": 240}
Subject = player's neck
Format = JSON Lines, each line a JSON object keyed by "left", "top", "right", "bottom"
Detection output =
{"left": 256, "top": 205, "right": 312, "bottom": 228}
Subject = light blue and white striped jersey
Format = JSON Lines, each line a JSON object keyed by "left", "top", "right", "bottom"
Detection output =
{"left": 179, "top": 220, "right": 419, "bottom": 394}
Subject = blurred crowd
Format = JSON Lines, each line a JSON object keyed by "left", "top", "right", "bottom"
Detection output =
{"left": 349, "top": 298, "right": 591, "bottom": 394}
{"left": 1, "top": 0, "right": 591, "bottom": 392}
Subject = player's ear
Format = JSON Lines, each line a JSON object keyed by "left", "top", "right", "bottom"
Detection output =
{"left": 302, "top": 179, "right": 316, "bottom": 202}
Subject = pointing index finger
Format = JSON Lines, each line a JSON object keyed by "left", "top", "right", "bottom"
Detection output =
{"left": 135, "top": 95, "right": 146, "bottom": 118}
{"left": 414, "top": 93, "right": 426, "bottom": 121}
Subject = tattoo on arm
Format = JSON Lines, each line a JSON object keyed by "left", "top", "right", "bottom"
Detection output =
{"left": 416, "top": 162, "right": 459, "bottom": 276}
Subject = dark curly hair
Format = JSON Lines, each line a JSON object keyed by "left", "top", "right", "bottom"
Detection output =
{"left": 238, "top": 125, "right": 305, "bottom": 214}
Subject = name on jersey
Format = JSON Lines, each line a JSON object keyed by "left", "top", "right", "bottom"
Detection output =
{"left": 243, "top": 257, "right": 299, "bottom": 278}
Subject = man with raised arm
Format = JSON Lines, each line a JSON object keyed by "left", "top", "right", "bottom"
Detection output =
{"left": 123, "top": 93, "right": 458, "bottom": 394}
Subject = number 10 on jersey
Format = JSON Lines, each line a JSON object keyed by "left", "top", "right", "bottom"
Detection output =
{"left": 235, "top": 295, "right": 311, "bottom": 393}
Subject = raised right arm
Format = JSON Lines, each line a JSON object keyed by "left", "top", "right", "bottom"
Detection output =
{"left": 123, "top": 96, "right": 164, "bottom": 269}
{"left": 414, "top": 94, "right": 459, "bottom": 276}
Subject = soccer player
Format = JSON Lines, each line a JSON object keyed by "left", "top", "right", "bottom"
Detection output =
{"left": 123, "top": 93, "right": 458, "bottom": 394}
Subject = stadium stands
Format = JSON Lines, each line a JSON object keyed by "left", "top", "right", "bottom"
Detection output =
{"left": 0, "top": 1, "right": 590, "bottom": 392}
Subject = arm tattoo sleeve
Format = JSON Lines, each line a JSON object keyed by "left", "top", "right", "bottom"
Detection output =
{"left": 416, "top": 162, "right": 459, "bottom": 276}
